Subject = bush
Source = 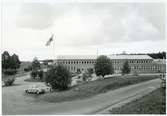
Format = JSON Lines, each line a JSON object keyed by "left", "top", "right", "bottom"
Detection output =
{"left": 30, "top": 70, "right": 44, "bottom": 81}
{"left": 38, "top": 70, "right": 44, "bottom": 80}
{"left": 82, "top": 69, "right": 93, "bottom": 81}
{"left": 30, "top": 71, "right": 38, "bottom": 78}
{"left": 4, "top": 69, "right": 17, "bottom": 75}
{"left": 24, "top": 68, "right": 29, "bottom": 72}
{"left": 24, "top": 66, "right": 32, "bottom": 72}
{"left": 87, "top": 68, "right": 94, "bottom": 74}
{"left": 82, "top": 72, "right": 90, "bottom": 81}
{"left": 4, "top": 78, "right": 15, "bottom": 86}
{"left": 45, "top": 65, "right": 71, "bottom": 90}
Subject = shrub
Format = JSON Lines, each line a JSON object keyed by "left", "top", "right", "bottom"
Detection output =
{"left": 38, "top": 70, "right": 44, "bottom": 80}
{"left": 87, "top": 68, "right": 94, "bottom": 74}
{"left": 24, "top": 66, "right": 32, "bottom": 72}
{"left": 4, "top": 78, "right": 15, "bottom": 86}
{"left": 82, "top": 72, "right": 90, "bottom": 81}
{"left": 24, "top": 68, "right": 29, "bottom": 72}
{"left": 30, "top": 71, "right": 38, "bottom": 78}
{"left": 45, "top": 65, "right": 71, "bottom": 90}
{"left": 4, "top": 69, "right": 17, "bottom": 75}
{"left": 82, "top": 69, "right": 93, "bottom": 81}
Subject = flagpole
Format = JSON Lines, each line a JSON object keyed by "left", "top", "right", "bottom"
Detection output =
{"left": 97, "top": 48, "right": 98, "bottom": 58}
{"left": 53, "top": 34, "right": 56, "bottom": 65}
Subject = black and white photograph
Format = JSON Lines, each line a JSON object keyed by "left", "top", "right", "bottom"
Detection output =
{"left": 1, "top": 0, "right": 166, "bottom": 115}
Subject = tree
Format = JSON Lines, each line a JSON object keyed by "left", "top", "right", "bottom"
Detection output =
{"left": 31, "top": 57, "right": 40, "bottom": 71}
{"left": 121, "top": 60, "right": 131, "bottom": 75}
{"left": 95, "top": 55, "right": 114, "bottom": 77}
{"left": 31, "top": 57, "right": 41, "bottom": 79}
{"left": 45, "top": 65, "right": 71, "bottom": 90}
{"left": 2, "top": 51, "right": 21, "bottom": 75}
{"left": 147, "top": 51, "right": 166, "bottom": 59}
{"left": 10, "top": 54, "right": 21, "bottom": 69}
{"left": 2, "top": 51, "right": 11, "bottom": 72}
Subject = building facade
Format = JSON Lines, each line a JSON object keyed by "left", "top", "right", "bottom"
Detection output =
{"left": 56, "top": 55, "right": 166, "bottom": 74}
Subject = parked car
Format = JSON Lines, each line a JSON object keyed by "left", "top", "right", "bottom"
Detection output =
{"left": 25, "top": 85, "right": 52, "bottom": 94}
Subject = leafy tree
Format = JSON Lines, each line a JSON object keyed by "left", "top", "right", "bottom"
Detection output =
{"left": 31, "top": 57, "right": 40, "bottom": 71}
{"left": 2, "top": 51, "right": 11, "bottom": 71}
{"left": 10, "top": 54, "right": 21, "bottom": 69}
{"left": 95, "top": 55, "right": 114, "bottom": 77}
{"left": 45, "top": 65, "right": 71, "bottom": 90}
{"left": 2, "top": 51, "right": 21, "bottom": 75}
{"left": 121, "top": 60, "right": 131, "bottom": 75}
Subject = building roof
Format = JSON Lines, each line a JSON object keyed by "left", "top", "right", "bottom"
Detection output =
{"left": 108, "top": 55, "right": 153, "bottom": 59}
{"left": 57, "top": 55, "right": 97, "bottom": 60}
{"left": 57, "top": 54, "right": 153, "bottom": 60}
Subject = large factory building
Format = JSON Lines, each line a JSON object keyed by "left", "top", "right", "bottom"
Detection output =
{"left": 56, "top": 55, "right": 166, "bottom": 74}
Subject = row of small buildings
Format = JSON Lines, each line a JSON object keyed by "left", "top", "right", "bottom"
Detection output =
{"left": 54, "top": 54, "right": 166, "bottom": 74}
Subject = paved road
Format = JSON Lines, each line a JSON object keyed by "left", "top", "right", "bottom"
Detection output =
{"left": 2, "top": 75, "right": 161, "bottom": 115}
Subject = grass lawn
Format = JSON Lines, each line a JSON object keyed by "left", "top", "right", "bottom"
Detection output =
{"left": 111, "top": 87, "right": 166, "bottom": 114}
{"left": 38, "top": 75, "right": 160, "bottom": 103}
{"left": 2, "top": 72, "right": 29, "bottom": 81}
{"left": 24, "top": 78, "right": 43, "bottom": 82}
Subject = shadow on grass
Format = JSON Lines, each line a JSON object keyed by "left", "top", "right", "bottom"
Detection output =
{"left": 24, "top": 78, "right": 43, "bottom": 82}
{"left": 2, "top": 83, "right": 22, "bottom": 88}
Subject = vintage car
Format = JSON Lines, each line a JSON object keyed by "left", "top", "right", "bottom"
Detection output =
{"left": 25, "top": 84, "right": 52, "bottom": 94}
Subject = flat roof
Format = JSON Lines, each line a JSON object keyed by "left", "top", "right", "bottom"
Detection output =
{"left": 57, "top": 55, "right": 97, "bottom": 60}
{"left": 57, "top": 55, "right": 153, "bottom": 60}
{"left": 108, "top": 55, "right": 153, "bottom": 59}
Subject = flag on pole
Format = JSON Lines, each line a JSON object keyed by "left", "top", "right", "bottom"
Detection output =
{"left": 45, "top": 34, "right": 54, "bottom": 46}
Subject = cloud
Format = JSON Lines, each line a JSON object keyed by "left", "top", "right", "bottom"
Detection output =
{"left": 3, "top": 2, "right": 165, "bottom": 60}
{"left": 121, "top": 9, "right": 161, "bottom": 42}
{"left": 16, "top": 3, "right": 55, "bottom": 30}
{"left": 49, "top": 3, "right": 165, "bottom": 47}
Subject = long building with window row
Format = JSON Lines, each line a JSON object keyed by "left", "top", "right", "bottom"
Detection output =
{"left": 55, "top": 55, "right": 166, "bottom": 74}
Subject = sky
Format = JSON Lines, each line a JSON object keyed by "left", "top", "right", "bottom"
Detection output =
{"left": 2, "top": 0, "right": 166, "bottom": 61}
